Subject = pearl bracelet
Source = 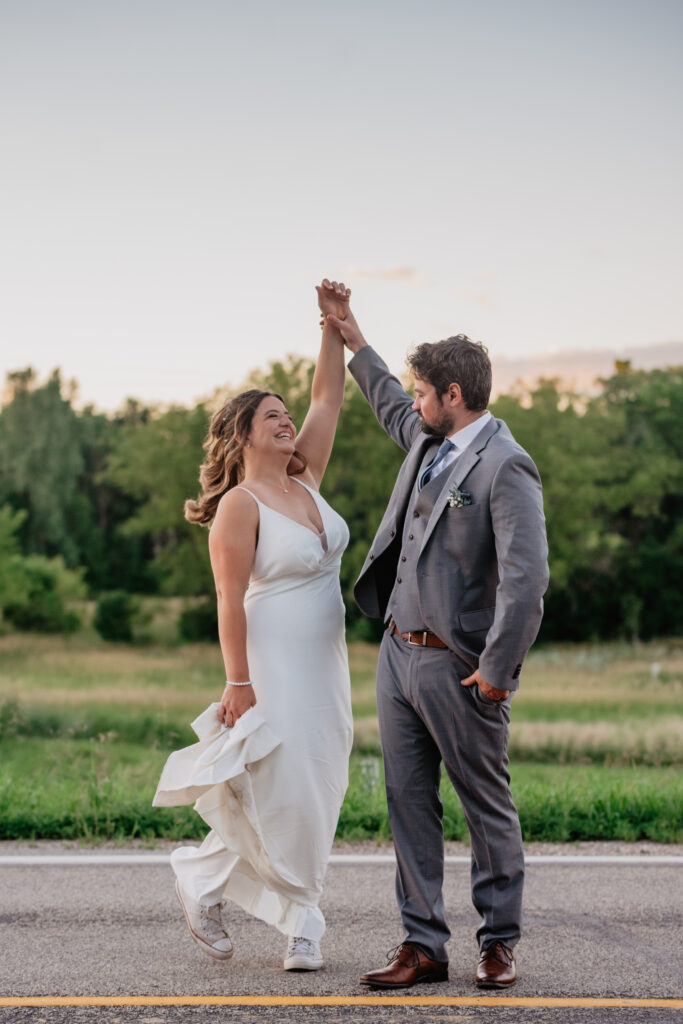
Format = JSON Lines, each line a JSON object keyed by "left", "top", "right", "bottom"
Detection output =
{"left": 226, "top": 679, "right": 253, "bottom": 687}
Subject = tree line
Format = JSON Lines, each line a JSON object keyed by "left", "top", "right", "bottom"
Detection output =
{"left": 1, "top": 358, "right": 681, "bottom": 642}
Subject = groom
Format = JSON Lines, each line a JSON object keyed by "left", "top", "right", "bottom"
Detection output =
{"left": 320, "top": 281, "right": 549, "bottom": 989}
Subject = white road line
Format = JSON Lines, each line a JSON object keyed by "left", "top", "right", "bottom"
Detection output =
{"left": 0, "top": 853, "right": 680, "bottom": 866}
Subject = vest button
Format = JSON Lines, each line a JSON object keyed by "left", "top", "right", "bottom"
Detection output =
{"left": 397, "top": 577, "right": 402, "bottom": 584}
{"left": 390, "top": 529, "right": 396, "bottom": 537}
{"left": 408, "top": 533, "right": 414, "bottom": 540}
{"left": 369, "top": 554, "right": 374, "bottom": 560}
{"left": 400, "top": 555, "right": 406, "bottom": 562}
{"left": 413, "top": 511, "right": 420, "bottom": 518}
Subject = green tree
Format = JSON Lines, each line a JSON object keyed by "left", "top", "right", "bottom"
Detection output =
{"left": 102, "top": 404, "right": 213, "bottom": 595}
{"left": 493, "top": 380, "right": 626, "bottom": 639}
{"left": 0, "top": 502, "right": 85, "bottom": 633}
{"left": 0, "top": 368, "right": 154, "bottom": 594}
{"left": 0, "top": 505, "right": 30, "bottom": 613}
{"left": 494, "top": 365, "right": 683, "bottom": 641}
{"left": 0, "top": 369, "right": 84, "bottom": 564}
{"left": 2, "top": 355, "right": 680, "bottom": 643}
{"left": 598, "top": 364, "right": 683, "bottom": 638}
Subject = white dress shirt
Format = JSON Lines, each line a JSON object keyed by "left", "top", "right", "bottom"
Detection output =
{"left": 430, "top": 410, "right": 492, "bottom": 482}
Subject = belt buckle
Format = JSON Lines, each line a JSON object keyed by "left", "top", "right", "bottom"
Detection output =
{"left": 407, "top": 630, "right": 429, "bottom": 647}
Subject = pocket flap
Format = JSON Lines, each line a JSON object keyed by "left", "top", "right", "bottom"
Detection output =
{"left": 459, "top": 606, "right": 495, "bottom": 632}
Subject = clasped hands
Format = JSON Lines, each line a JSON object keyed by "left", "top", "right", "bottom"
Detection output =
{"left": 316, "top": 278, "right": 366, "bottom": 352}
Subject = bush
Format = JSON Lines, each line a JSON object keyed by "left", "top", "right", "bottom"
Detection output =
{"left": 2, "top": 555, "right": 84, "bottom": 633}
{"left": 93, "top": 591, "right": 139, "bottom": 642}
{"left": 178, "top": 600, "right": 218, "bottom": 642}
{"left": 0, "top": 506, "right": 29, "bottom": 609}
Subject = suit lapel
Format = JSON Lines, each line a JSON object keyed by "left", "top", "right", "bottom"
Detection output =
{"left": 420, "top": 417, "right": 500, "bottom": 551}
{"left": 399, "top": 435, "right": 438, "bottom": 488}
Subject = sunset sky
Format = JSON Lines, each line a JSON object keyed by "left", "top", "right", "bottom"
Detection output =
{"left": 2, "top": 0, "right": 681, "bottom": 410}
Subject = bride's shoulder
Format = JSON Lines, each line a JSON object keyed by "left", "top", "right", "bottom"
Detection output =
{"left": 211, "top": 487, "right": 259, "bottom": 536}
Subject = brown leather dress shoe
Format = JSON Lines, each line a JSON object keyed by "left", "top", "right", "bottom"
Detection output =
{"left": 360, "top": 942, "right": 448, "bottom": 990}
{"left": 476, "top": 941, "right": 517, "bottom": 988}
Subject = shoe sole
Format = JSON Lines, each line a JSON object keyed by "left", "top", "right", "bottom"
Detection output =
{"left": 175, "top": 880, "right": 233, "bottom": 961}
{"left": 359, "top": 970, "right": 448, "bottom": 990}
{"left": 476, "top": 977, "right": 516, "bottom": 989}
{"left": 283, "top": 957, "right": 325, "bottom": 971}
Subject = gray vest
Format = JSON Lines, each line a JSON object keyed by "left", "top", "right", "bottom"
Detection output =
{"left": 387, "top": 442, "right": 446, "bottom": 632}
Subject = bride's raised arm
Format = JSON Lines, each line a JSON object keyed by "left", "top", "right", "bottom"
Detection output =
{"left": 293, "top": 279, "right": 350, "bottom": 489}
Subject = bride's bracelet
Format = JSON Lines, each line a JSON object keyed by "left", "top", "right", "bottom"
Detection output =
{"left": 226, "top": 679, "right": 253, "bottom": 687}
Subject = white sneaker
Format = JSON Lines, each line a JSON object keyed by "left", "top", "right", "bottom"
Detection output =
{"left": 175, "top": 880, "right": 233, "bottom": 960}
{"left": 283, "top": 935, "right": 324, "bottom": 971}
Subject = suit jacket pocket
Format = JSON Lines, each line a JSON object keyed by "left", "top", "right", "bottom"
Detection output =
{"left": 459, "top": 606, "right": 496, "bottom": 632}
{"left": 447, "top": 501, "right": 485, "bottom": 519}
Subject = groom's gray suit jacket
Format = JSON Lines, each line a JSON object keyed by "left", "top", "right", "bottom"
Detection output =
{"left": 349, "top": 346, "right": 549, "bottom": 691}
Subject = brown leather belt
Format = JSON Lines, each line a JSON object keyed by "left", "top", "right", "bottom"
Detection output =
{"left": 388, "top": 618, "right": 448, "bottom": 649}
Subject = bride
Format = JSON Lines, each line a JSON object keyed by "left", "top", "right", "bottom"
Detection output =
{"left": 154, "top": 280, "right": 353, "bottom": 972}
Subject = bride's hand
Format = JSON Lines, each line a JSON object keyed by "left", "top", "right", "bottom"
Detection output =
{"left": 218, "top": 684, "right": 256, "bottom": 728}
{"left": 316, "top": 278, "right": 351, "bottom": 320}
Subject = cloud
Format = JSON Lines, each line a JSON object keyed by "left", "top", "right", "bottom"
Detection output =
{"left": 344, "top": 266, "right": 418, "bottom": 282}
{"left": 491, "top": 340, "right": 683, "bottom": 397}
{"left": 457, "top": 270, "right": 500, "bottom": 311}
{"left": 456, "top": 287, "right": 500, "bottom": 311}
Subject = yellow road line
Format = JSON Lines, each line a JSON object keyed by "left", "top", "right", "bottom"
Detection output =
{"left": 0, "top": 996, "right": 681, "bottom": 1009}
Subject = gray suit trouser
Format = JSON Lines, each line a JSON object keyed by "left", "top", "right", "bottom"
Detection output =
{"left": 377, "top": 630, "right": 524, "bottom": 962}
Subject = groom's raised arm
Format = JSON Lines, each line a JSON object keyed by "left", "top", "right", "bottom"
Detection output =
{"left": 349, "top": 347, "right": 422, "bottom": 454}
{"left": 320, "top": 281, "right": 421, "bottom": 454}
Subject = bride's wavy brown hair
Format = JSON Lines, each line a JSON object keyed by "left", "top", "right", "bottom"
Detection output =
{"left": 185, "top": 389, "right": 307, "bottom": 526}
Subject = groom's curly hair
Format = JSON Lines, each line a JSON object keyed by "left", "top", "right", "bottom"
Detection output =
{"left": 407, "top": 335, "right": 491, "bottom": 411}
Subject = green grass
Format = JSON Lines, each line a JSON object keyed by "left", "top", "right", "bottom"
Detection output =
{"left": 341, "top": 760, "right": 683, "bottom": 844}
{"left": 0, "top": 737, "right": 200, "bottom": 842}
{"left": 1, "top": 628, "right": 682, "bottom": 842}
{"left": 1, "top": 738, "right": 680, "bottom": 843}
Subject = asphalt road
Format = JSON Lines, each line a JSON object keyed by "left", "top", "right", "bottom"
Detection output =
{"left": 1, "top": 854, "right": 682, "bottom": 1023}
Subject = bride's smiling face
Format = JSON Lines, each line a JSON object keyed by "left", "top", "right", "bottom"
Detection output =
{"left": 246, "top": 396, "right": 297, "bottom": 456}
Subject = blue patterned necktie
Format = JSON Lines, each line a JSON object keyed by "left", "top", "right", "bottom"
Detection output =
{"left": 418, "top": 439, "right": 454, "bottom": 490}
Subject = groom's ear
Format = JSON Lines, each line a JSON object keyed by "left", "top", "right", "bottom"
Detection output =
{"left": 445, "top": 382, "right": 463, "bottom": 407}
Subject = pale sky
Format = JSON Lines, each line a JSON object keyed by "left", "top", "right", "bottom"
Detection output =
{"left": 1, "top": 0, "right": 681, "bottom": 410}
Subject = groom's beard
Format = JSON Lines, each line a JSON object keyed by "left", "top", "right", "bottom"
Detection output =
{"left": 419, "top": 409, "right": 455, "bottom": 437}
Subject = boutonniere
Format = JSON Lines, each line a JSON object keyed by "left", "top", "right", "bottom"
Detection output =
{"left": 448, "top": 485, "right": 473, "bottom": 508}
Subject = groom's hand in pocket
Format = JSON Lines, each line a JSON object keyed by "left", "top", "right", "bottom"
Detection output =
{"left": 218, "top": 684, "right": 256, "bottom": 728}
{"left": 460, "top": 669, "right": 509, "bottom": 702}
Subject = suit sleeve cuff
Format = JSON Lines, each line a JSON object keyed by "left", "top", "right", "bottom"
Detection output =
{"left": 348, "top": 344, "right": 376, "bottom": 376}
{"left": 479, "top": 656, "right": 523, "bottom": 692}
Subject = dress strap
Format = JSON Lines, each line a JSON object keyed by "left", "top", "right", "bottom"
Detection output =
{"left": 290, "top": 476, "right": 318, "bottom": 496}
{"left": 235, "top": 486, "right": 261, "bottom": 505}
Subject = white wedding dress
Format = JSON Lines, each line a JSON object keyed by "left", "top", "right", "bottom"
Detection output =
{"left": 154, "top": 478, "right": 353, "bottom": 941}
